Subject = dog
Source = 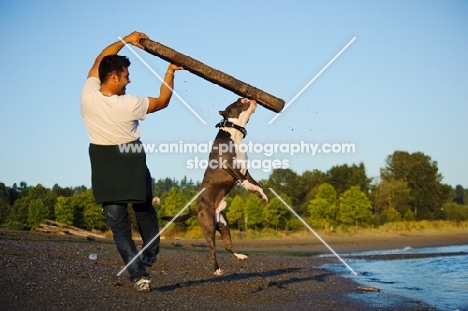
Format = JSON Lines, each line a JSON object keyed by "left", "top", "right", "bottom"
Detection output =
{"left": 161, "top": 98, "right": 268, "bottom": 276}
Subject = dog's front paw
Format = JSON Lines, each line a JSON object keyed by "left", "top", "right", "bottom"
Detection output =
{"left": 214, "top": 269, "right": 223, "bottom": 276}
{"left": 242, "top": 181, "right": 268, "bottom": 202}
{"left": 241, "top": 180, "right": 254, "bottom": 191}
{"left": 257, "top": 189, "right": 268, "bottom": 202}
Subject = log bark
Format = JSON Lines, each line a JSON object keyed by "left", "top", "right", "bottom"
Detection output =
{"left": 37, "top": 220, "right": 107, "bottom": 239}
{"left": 140, "top": 39, "right": 285, "bottom": 113}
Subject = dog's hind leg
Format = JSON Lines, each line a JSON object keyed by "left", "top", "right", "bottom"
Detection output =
{"left": 201, "top": 225, "right": 223, "bottom": 275}
{"left": 198, "top": 208, "right": 223, "bottom": 276}
{"left": 217, "top": 212, "right": 248, "bottom": 261}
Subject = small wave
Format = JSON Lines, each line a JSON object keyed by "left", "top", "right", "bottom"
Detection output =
{"left": 322, "top": 244, "right": 468, "bottom": 310}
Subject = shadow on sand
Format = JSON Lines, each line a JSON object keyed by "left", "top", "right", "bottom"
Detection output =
{"left": 154, "top": 267, "right": 332, "bottom": 292}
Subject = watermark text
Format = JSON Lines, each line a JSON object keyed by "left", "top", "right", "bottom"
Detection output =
{"left": 118, "top": 141, "right": 356, "bottom": 156}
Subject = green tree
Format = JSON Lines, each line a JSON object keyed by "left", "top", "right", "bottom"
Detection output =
{"left": 307, "top": 183, "right": 338, "bottom": 223}
{"left": 52, "top": 184, "right": 73, "bottom": 197}
{"left": 69, "top": 189, "right": 102, "bottom": 229}
{"left": 27, "top": 199, "right": 50, "bottom": 230}
{"left": 300, "top": 169, "right": 328, "bottom": 213}
{"left": 179, "top": 176, "right": 200, "bottom": 193}
{"left": 54, "top": 196, "right": 74, "bottom": 225}
{"left": 382, "top": 151, "right": 451, "bottom": 219}
{"left": 442, "top": 202, "right": 468, "bottom": 222}
{"left": 84, "top": 202, "right": 107, "bottom": 230}
{"left": 153, "top": 177, "right": 179, "bottom": 197}
{"left": 285, "top": 217, "right": 303, "bottom": 230}
{"left": 245, "top": 193, "right": 264, "bottom": 230}
{"left": 263, "top": 169, "right": 302, "bottom": 208}
{"left": 5, "top": 183, "right": 58, "bottom": 229}
{"left": 186, "top": 190, "right": 201, "bottom": 227}
{"left": 69, "top": 189, "right": 107, "bottom": 230}
{"left": 70, "top": 194, "right": 85, "bottom": 228}
{"left": 12, "top": 181, "right": 29, "bottom": 199}
{"left": 263, "top": 193, "right": 291, "bottom": 230}
{"left": 452, "top": 184, "right": 467, "bottom": 205}
{"left": 379, "top": 206, "right": 402, "bottom": 223}
{"left": 159, "top": 187, "right": 188, "bottom": 227}
{"left": 72, "top": 185, "right": 88, "bottom": 196}
{"left": 226, "top": 195, "right": 245, "bottom": 230}
{"left": 6, "top": 197, "right": 29, "bottom": 229}
{"left": 403, "top": 209, "right": 415, "bottom": 221}
{"left": 0, "top": 183, "right": 12, "bottom": 225}
{"left": 228, "top": 184, "right": 249, "bottom": 200}
{"left": 371, "top": 177, "right": 411, "bottom": 216}
{"left": 27, "top": 184, "right": 57, "bottom": 220}
{"left": 327, "top": 163, "right": 371, "bottom": 197}
{"left": 338, "top": 186, "right": 372, "bottom": 226}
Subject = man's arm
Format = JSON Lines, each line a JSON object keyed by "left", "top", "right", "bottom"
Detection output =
{"left": 147, "top": 63, "right": 184, "bottom": 113}
{"left": 87, "top": 31, "right": 148, "bottom": 79}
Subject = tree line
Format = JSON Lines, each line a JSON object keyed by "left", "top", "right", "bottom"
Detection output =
{"left": 1, "top": 150, "right": 467, "bottom": 232}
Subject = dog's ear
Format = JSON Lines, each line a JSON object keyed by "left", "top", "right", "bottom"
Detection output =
{"left": 219, "top": 110, "right": 227, "bottom": 118}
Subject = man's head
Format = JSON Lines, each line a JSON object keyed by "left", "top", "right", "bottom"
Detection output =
{"left": 98, "top": 55, "right": 131, "bottom": 95}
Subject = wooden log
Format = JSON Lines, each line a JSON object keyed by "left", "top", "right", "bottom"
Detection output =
{"left": 140, "top": 39, "right": 285, "bottom": 113}
{"left": 38, "top": 220, "right": 107, "bottom": 239}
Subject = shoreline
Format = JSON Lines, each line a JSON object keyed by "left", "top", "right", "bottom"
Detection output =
{"left": 162, "top": 230, "right": 468, "bottom": 255}
{"left": 1, "top": 228, "right": 467, "bottom": 310}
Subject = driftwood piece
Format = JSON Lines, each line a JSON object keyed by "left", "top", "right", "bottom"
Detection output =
{"left": 36, "top": 220, "right": 107, "bottom": 239}
{"left": 140, "top": 39, "right": 285, "bottom": 113}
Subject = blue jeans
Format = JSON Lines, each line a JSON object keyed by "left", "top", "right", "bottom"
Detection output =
{"left": 102, "top": 169, "right": 159, "bottom": 282}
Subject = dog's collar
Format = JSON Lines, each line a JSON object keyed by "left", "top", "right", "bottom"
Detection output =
{"left": 215, "top": 119, "right": 247, "bottom": 138}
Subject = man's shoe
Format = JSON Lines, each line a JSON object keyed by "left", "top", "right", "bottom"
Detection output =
{"left": 134, "top": 277, "right": 151, "bottom": 292}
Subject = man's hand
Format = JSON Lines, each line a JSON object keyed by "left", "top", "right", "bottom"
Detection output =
{"left": 147, "top": 63, "right": 184, "bottom": 113}
{"left": 122, "top": 31, "right": 149, "bottom": 49}
{"left": 87, "top": 31, "right": 150, "bottom": 79}
{"left": 167, "top": 63, "right": 184, "bottom": 73}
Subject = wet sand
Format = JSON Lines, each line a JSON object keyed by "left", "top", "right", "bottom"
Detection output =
{"left": 1, "top": 228, "right": 467, "bottom": 310}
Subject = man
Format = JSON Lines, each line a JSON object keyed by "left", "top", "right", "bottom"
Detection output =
{"left": 81, "top": 31, "right": 183, "bottom": 291}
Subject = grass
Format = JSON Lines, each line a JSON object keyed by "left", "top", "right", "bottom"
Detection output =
{"left": 152, "top": 220, "right": 468, "bottom": 241}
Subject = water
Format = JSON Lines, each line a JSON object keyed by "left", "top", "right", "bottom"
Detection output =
{"left": 321, "top": 244, "right": 468, "bottom": 311}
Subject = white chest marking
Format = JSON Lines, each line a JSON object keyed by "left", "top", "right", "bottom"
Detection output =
{"left": 234, "top": 144, "right": 248, "bottom": 175}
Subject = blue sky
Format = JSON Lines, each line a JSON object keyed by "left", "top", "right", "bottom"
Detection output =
{"left": 0, "top": 0, "right": 467, "bottom": 189}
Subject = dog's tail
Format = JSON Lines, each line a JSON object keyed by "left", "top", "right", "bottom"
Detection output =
{"left": 161, "top": 210, "right": 197, "bottom": 222}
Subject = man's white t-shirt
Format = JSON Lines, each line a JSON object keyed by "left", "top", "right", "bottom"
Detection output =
{"left": 81, "top": 77, "right": 149, "bottom": 145}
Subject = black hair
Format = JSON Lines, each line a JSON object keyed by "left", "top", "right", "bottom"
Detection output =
{"left": 98, "top": 55, "right": 131, "bottom": 83}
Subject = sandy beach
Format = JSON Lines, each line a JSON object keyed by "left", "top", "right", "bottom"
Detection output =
{"left": 1, "top": 228, "right": 467, "bottom": 310}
